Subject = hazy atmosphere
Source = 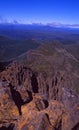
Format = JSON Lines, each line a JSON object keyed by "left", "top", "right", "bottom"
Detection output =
{"left": 0, "top": 0, "right": 79, "bottom": 26}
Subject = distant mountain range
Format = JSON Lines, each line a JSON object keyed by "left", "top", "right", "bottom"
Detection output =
{"left": 0, "top": 22, "right": 79, "bottom": 28}
{"left": 0, "top": 23, "right": 79, "bottom": 40}
{"left": 0, "top": 24, "right": 79, "bottom": 62}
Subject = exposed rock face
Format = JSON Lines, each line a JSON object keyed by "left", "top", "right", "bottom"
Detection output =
{"left": 20, "top": 113, "right": 53, "bottom": 130}
{"left": 0, "top": 43, "right": 79, "bottom": 130}
{"left": 12, "top": 96, "right": 78, "bottom": 130}
{"left": 0, "top": 77, "right": 33, "bottom": 127}
{"left": 0, "top": 80, "right": 19, "bottom": 128}
{"left": 37, "top": 71, "right": 63, "bottom": 100}
{"left": 0, "top": 64, "right": 65, "bottom": 101}
{"left": 0, "top": 71, "right": 79, "bottom": 130}
{"left": 0, "top": 64, "right": 79, "bottom": 130}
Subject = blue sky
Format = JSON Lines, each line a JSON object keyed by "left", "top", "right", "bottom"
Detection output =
{"left": 0, "top": 0, "right": 79, "bottom": 25}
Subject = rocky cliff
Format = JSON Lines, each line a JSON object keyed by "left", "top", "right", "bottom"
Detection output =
{"left": 0, "top": 42, "right": 79, "bottom": 130}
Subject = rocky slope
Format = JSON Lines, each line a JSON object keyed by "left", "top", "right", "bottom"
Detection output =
{"left": 0, "top": 41, "right": 79, "bottom": 130}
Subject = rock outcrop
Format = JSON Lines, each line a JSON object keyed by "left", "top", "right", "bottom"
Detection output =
{"left": 0, "top": 43, "right": 79, "bottom": 130}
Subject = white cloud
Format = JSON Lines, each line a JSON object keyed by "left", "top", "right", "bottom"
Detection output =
{"left": 0, "top": 15, "right": 20, "bottom": 24}
{"left": 47, "top": 22, "right": 79, "bottom": 28}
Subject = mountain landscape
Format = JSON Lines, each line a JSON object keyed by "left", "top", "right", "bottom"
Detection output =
{"left": 0, "top": 24, "right": 79, "bottom": 130}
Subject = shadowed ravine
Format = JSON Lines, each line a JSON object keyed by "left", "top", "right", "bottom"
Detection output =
{"left": 71, "top": 123, "right": 79, "bottom": 130}
{"left": 0, "top": 123, "right": 14, "bottom": 130}
{"left": 9, "top": 83, "right": 33, "bottom": 115}
{"left": 31, "top": 73, "right": 38, "bottom": 93}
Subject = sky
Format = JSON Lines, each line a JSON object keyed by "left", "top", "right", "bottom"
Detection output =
{"left": 0, "top": 0, "right": 79, "bottom": 25}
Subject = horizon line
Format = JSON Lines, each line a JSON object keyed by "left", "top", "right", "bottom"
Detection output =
{"left": 0, "top": 21, "right": 79, "bottom": 28}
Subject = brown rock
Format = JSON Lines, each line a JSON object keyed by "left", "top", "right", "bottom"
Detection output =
{"left": 0, "top": 82, "right": 19, "bottom": 126}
